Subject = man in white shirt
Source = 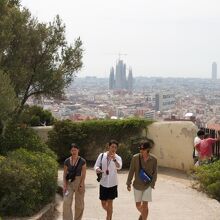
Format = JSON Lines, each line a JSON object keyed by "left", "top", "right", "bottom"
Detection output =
{"left": 94, "top": 140, "right": 122, "bottom": 220}
{"left": 193, "top": 130, "right": 205, "bottom": 165}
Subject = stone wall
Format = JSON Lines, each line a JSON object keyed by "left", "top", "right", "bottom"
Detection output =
{"left": 147, "top": 121, "right": 197, "bottom": 171}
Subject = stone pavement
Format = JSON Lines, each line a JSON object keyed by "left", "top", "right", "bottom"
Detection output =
{"left": 55, "top": 168, "right": 220, "bottom": 220}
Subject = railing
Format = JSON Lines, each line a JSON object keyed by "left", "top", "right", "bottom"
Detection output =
{"left": 201, "top": 128, "right": 220, "bottom": 159}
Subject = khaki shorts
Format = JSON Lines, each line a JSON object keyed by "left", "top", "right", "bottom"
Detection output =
{"left": 134, "top": 187, "right": 152, "bottom": 202}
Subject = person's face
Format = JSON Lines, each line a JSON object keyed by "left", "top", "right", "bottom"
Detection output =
{"left": 70, "top": 147, "right": 79, "bottom": 156}
{"left": 140, "top": 146, "right": 150, "bottom": 156}
{"left": 109, "top": 143, "right": 117, "bottom": 154}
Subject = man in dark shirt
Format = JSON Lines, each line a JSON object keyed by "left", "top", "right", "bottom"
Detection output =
{"left": 127, "top": 141, "right": 157, "bottom": 220}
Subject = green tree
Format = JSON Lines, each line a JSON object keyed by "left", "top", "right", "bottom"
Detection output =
{"left": 0, "top": 71, "right": 18, "bottom": 135}
{"left": 0, "top": 1, "right": 83, "bottom": 114}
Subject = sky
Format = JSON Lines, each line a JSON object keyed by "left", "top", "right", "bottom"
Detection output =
{"left": 21, "top": 0, "right": 220, "bottom": 78}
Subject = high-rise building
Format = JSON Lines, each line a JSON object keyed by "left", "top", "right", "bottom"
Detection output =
{"left": 212, "top": 62, "right": 217, "bottom": 80}
{"left": 109, "top": 59, "right": 134, "bottom": 91}
{"left": 109, "top": 67, "right": 115, "bottom": 89}
{"left": 127, "top": 67, "right": 133, "bottom": 91}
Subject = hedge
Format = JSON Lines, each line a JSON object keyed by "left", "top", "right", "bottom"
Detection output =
{"left": 47, "top": 118, "right": 153, "bottom": 167}
{"left": 0, "top": 122, "right": 56, "bottom": 159}
{"left": 194, "top": 160, "right": 220, "bottom": 201}
{"left": 0, "top": 148, "right": 58, "bottom": 216}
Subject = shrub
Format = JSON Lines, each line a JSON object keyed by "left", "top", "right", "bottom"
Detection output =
{"left": 0, "top": 122, "right": 56, "bottom": 159}
{"left": 19, "top": 105, "right": 55, "bottom": 126}
{"left": 0, "top": 148, "right": 58, "bottom": 216}
{"left": 47, "top": 118, "right": 153, "bottom": 161}
{"left": 194, "top": 160, "right": 220, "bottom": 201}
{"left": 117, "top": 144, "right": 133, "bottom": 168}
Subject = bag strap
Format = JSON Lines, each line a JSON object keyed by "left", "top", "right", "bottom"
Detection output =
{"left": 71, "top": 156, "right": 81, "bottom": 173}
{"left": 139, "top": 154, "right": 143, "bottom": 170}
{"left": 99, "top": 153, "right": 104, "bottom": 169}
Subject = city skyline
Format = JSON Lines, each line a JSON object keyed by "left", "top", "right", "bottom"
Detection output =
{"left": 22, "top": 0, "right": 220, "bottom": 78}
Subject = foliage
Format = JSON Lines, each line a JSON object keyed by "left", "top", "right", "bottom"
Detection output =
{"left": 20, "top": 105, "right": 55, "bottom": 126}
{"left": 0, "top": 122, "right": 56, "bottom": 159}
{"left": 0, "top": 1, "right": 83, "bottom": 114}
{"left": 0, "top": 148, "right": 58, "bottom": 216}
{"left": 194, "top": 160, "right": 220, "bottom": 201}
{"left": 48, "top": 118, "right": 153, "bottom": 161}
{"left": 0, "top": 71, "right": 18, "bottom": 120}
{"left": 116, "top": 143, "right": 133, "bottom": 168}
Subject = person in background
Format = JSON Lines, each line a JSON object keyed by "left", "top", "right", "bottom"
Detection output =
{"left": 126, "top": 141, "right": 157, "bottom": 220}
{"left": 193, "top": 130, "right": 205, "bottom": 165}
{"left": 63, "top": 143, "right": 86, "bottom": 220}
{"left": 195, "top": 131, "right": 220, "bottom": 164}
{"left": 94, "top": 140, "right": 122, "bottom": 220}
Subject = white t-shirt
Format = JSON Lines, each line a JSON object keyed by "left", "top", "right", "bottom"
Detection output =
{"left": 194, "top": 136, "right": 201, "bottom": 156}
{"left": 94, "top": 152, "right": 122, "bottom": 188}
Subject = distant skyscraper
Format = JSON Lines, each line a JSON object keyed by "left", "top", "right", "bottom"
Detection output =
{"left": 127, "top": 68, "right": 133, "bottom": 91}
{"left": 109, "top": 67, "right": 115, "bottom": 89}
{"left": 212, "top": 62, "right": 217, "bottom": 80}
{"left": 109, "top": 59, "right": 134, "bottom": 91}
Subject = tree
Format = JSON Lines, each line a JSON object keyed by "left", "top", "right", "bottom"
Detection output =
{"left": 0, "top": 1, "right": 83, "bottom": 114}
{"left": 0, "top": 71, "right": 18, "bottom": 135}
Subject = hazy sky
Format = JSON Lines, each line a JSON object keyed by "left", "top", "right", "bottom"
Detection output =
{"left": 21, "top": 0, "right": 220, "bottom": 78}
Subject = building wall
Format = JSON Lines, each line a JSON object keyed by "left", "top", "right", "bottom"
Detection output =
{"left": 147, "top": 121, "right": 196, "bottom": 171}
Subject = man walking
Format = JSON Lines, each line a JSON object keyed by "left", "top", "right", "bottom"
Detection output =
{"left": 94, "top": 140, "right": 122, "bottom": 220}
{"left": 193, "top": 130, "right": 205, "bottom": 165}
{"left": 126, "top": 141, "right": 157, "bottom": 220}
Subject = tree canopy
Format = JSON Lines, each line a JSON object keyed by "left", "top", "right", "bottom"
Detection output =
{"left": 0, "top": 1, "right": 83, "bottom": 114}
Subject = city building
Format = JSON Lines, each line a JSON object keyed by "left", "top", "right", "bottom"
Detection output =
{"left": 212, "top": 62, "right": 217, "bottom": 80}
{"left": 155, "top": 92, "right": 175, "bottom": 111}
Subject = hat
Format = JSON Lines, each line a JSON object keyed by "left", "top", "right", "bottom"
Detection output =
{"left": 139, "top": 141, "right": 152, "bottom": 150}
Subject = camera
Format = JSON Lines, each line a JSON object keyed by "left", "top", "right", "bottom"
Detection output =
{"left": 66, "top": 172, "right": 76, "bottom": 182}
{"left": 96, "top": 172, "right": 102, "bottom": 182}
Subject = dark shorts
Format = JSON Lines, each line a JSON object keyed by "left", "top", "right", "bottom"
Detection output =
{"left": 99, "top": 185, "right": 118, "bottom": 201}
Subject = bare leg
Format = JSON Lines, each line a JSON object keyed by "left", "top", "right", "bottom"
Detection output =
{"left": 141, "top": 202, "right": 149, "bottom": 220}
{"left": 101, "top": 200, "right": 108, "bottom": 211}
{"left": 136, "top": 202, "right": 143, "bottom": 214}
{"left": 106, "top": 200, "right": 113, "bottom": 220}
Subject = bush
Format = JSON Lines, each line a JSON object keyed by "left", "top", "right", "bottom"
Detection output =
{"left": 117, "top": 144, "right": 133, "bottom": 168}
{"left": 0, "top": 122, "right": 56, "bottom": 159}
{"left": 48, "top": 118, "right": 153, "bottom": 161}
{"left": 0, "top": 148, "right": 58, "bottom": 216}
{"left": 19, "top": 105, "right": 55, "bottom": 126}
{"left": 194, "top": 160, "right": 220, "bottom": 201}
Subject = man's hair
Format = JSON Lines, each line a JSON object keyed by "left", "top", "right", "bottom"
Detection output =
{"left": 197, "top": 130, "right": 205, "bottom": 137}
{"left": 140, "top": 141, "right": 152, "bottom": 149}
{"left": 109, "top": 140, "right": 119, "bottom": 147}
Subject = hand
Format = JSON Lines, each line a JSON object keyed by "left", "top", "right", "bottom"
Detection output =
{"left": 63, "top": 185, "right": 67, "bottom": 194}
{"left": 78, "top": 183, "right": 85, "bottom": 192}
{"left": 127, "top": 185, "right": 131, "bottom": 192}
{"left": 96, "top": 168, "right": 103, "bottom": 173}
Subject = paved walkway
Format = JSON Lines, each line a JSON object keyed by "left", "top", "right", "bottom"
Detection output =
{"left": 55, "top": 168, "right": 220, "bottom": 220}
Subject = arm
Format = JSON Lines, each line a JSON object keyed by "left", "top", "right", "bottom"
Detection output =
{"left": 114, "top": 155, "right": 122, "bottom": 170}
{"left": 151, "top": 159, "right": 157, "bottom": 189}
{"left": 195, "top": 143, "right": 200, "bottom": 153}
{"left": 63, "top": 165, "right": 68, "bottom": 193}
{"left": 79, "top": 163, "right": 86, "bottom": 191}
{"left": 126, "top": 156, "right": 135, "bottom": 191}
{"left": 94, "top": 153, "right": 102, "bottom": 173}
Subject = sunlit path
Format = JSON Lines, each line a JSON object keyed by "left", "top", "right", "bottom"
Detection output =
{"left": 55, "top": 168, "right": 220, "bottom": 220}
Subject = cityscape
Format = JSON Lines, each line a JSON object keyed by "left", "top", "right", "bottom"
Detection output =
{"left": 28, "top": 60, "right": 220, "bottom": 130}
